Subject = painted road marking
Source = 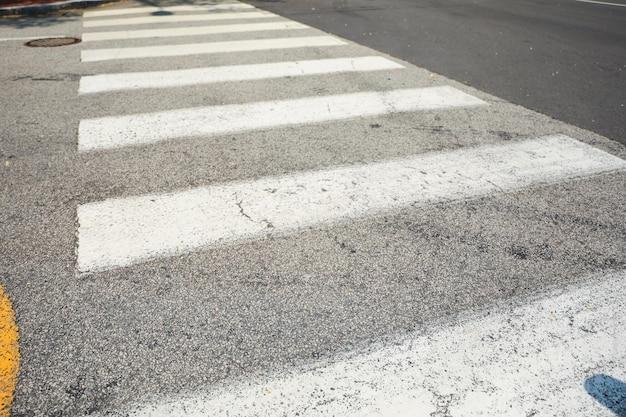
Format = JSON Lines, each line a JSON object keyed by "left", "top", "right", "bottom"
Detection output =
{"left": 0, "top": 35, "right": 65, "bottom": 42}
{"left": 575, "top": 0, "right": 626, "bottom": 7}
{"left": 78, "top": 56, "right": 404, "bottom": 94}
{"left": 76, "top": 135, "right": 626, "bottom": 272}
{"left": 80, "top": 35, "right": 346, "bottom": 62}
{"left": 83, "top": 3, "right": 254, "bottom": 18}
{"left": 100, "top": 269, "right": 626, "bottom": 417}
{"left": 83, "top": 10, "right": 275, "bottom": 28}
{"left": 0, "top": 286, "right": 19, "bottom": 417}
{"left": 78, "top": 86, "right": 484, "bottom": 150}
{"left": 81, "top": 21, "right": 308, "bottom": 42}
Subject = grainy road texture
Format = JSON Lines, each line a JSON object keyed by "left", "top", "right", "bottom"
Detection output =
{"left": 0, "top": 1, "right": 624, "bottom": 415}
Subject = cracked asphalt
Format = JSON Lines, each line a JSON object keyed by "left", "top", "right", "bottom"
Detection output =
{"left": 0, "top": 0, "right": 625, "bottom": 415}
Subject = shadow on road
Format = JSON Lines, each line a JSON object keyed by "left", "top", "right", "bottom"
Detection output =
{"left": 0, "top": 11, "right": 79, "bottom": 28}
{"left": 132, "top": 0, "right": 228, "bottom": 6}
{"left": 0, "top": 0, "right": 228, "bottom": 28}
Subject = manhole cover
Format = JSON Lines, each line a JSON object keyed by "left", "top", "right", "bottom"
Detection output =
{"left": 25, "top": 37, "right": 81, "bottom": 47}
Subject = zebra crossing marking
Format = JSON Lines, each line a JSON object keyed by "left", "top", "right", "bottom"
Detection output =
{"left": 81, "top": 21, "right": 309, "bottom": 42}
{"left": 78, "top": 56, "right": 404, "bottom": 94}
{"left": 81, "top": 35, "right": 346, "bottom": 62}
{"left": 82, "top": 3, "right": 254, "bottom": 19}
{"left": 105, "top": 269, "right": 626, "bottom": 416}
{"left": 83, "top": 10, "right": 275, "bottom": 28}
{"left": 78, "top": 86, "right": 485, "bottom": 151}
{"left": 76, "top": 135, "right": 626, "bottom": 272}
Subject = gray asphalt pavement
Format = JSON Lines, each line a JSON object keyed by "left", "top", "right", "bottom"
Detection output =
{"left": 0, "top": 1, "right": 625, "bottom": 415}
{"left": 246, "top": 0, "right": 626, "bottom": 145}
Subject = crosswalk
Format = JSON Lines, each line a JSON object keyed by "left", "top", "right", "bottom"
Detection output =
{"left": 75, "top": 2, "right": 626, "bottom": 414}
{"left": 4, "top": 0, "right": 624, "bottom": 414}
{"left": 78, "top": 56, "right": 403, "bottom": 93}
{"left": 82, "top": 3, "right": 255, "bottom": 18}
{"left": 76, "top": 0, "right": 626, "bottom": 274}
{"left": 81, "top": 35, "right": 346, "bottom": 61}
{"left": 83, "top": 10, "right": 274, "bottom": 28}
{"left": 77, "top": 135, "right": 626, "bottom": 272}
{"left": 78, "top": 87, "right": 484, "bottom": 150}
{"left": 98, "top": 269, "right": 626, "bottom": 417}
{"left": 81, "top": 21, "right": 309, "bottom": 42}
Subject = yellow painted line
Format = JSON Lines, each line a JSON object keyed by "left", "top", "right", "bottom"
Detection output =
{"left": 0, "top": 285, "right": 19, "bottom": 417}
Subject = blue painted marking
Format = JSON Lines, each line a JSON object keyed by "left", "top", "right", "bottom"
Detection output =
{"left": 584, "top": 374, "right": 626, "bottom": 417}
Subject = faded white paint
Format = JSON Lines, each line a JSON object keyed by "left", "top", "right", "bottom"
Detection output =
{"left": 83, "top": 10, "right": 275, "bottom": 28}
{"left": 81, "top": 21, "right": 308, "bottom": 42}
{"left": 78, "top": 56, "right": 404, "bottom": 94}
{"left": 78, "top": 86, "right": 484, "bottom": 150}
{"left": 97, "top": 270, "right": 626, "bottom": 416}
{"left": 80, "top": 35, "right": 345, "bottom": 62}
{"left": 76, "top": 135, "right": 626, "bottom": 272}
{"left": 575, "top": 0, "right": 626, "bottom": 7}
{"left": 82, "top": 3, "right": 254, "bottom": 18}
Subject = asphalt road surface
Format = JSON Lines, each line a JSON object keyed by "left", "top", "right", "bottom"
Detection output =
{"left": 247, "top": 0, "right": 626, "bottom": 145}
{"left": 0, "top": 1, "right": 625, "bottom": 416}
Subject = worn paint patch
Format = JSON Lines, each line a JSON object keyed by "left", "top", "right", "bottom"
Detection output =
{"left": 77, "top": 86, "right": 483, "bottom": 150}
{"left": 0, "top": 285, "right": 18, "bottom": 417}
{"left": 78, "top": 56, "right": 402, "bottom": 94}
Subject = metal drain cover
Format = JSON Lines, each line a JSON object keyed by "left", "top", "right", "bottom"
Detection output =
{"left": 25, "top": 37, "right": 81, "bottom": 47}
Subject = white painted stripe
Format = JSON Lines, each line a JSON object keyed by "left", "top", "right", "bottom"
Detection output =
{"left": 0, "top": 35, "right": 65, "bottom": 42}
{"left": 83, "top": 10, "right": 275, "bottom": 28}
{"left": 575, "top": 0, "right": 626, "bottom": 7}
{"left": 79, "top": 56, "right": 404, "bottom": 94}
{"left": 83, "top": 3, "right": 254, "bottom": 18}
{"left": 76, "top": 135, "right": 626, "bottom": 272}
{"left": 78, "top": 86, "right": 484, "bottom": 150}
{"left": 82, "top": 21, "right": 308, "bottom": 42}
{"left": 97, "top": 269, "right": 626, "bottom": 417}
{"left": 80, "top": 35, "right": 345, "bottom": 62}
